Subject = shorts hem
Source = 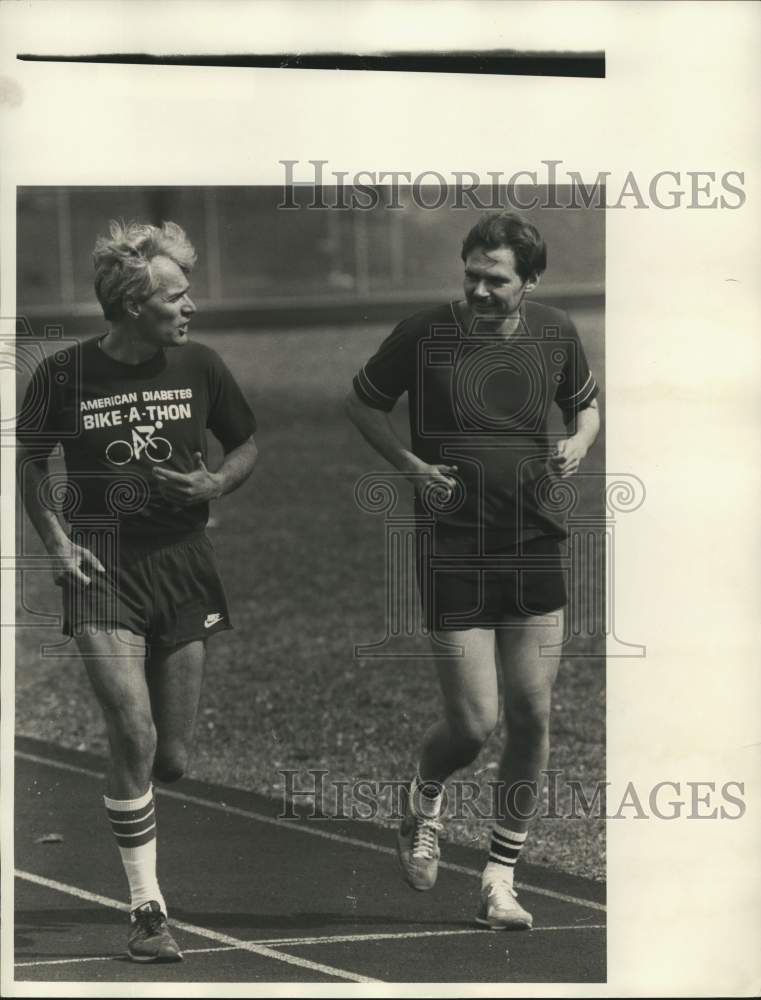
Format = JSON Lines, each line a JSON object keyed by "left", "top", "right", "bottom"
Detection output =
{"left": 61, "top": 619, "right": 144, "bottom": 639}
{"left": 428, "top": 600, "right": 567, "bottom": 632}
{"left": 152, "top": 621, "right": 234, "bottom": 647}
{"left": 61, "top": 621, "right": 234, "bottom": 645}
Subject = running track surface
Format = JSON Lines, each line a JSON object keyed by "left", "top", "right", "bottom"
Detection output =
{"left": 12, "top": 736, "right": 606, "bottom": 984}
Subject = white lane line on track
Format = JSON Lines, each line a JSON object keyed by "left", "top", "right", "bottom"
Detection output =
{"left": 259, "top": 925, "right": 607, "bottom": 947}
{"left": 14, "top": 871, "right": 380, "bottom": 984}
{"left": 15, "top": 924, "right": 607, "bottom": 970}
{"left": 15, "top": 923, "right": 606, "bottom": 971}
{"left": 15, "top": 749, "right": 607, "bottom": 915}
{"left": 15, "top": 946, "right": 239, "bottom": 969}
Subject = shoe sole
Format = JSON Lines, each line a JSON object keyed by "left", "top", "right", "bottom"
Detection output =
{"left": 475, "top": 914, "right": 532, "bottom": 931}
{"left": 128, "top": 948, "right": 184, "bottom": 963}
{"left": 127, "top": 945, "right": 184, "bottom": 964}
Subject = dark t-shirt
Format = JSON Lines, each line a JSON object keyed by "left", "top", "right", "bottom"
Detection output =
{"left": 352, "top": 300, "right": 599, "bottom": 547}
{"left": 17, "top": 336, "right": 256, "bottom": 542}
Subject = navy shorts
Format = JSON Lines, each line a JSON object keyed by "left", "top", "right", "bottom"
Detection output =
{"left": 417, "top": 532, "right": 568, "bottom": 632}
{"left": 62, "top": 532, "right": 232, "bottom": 646}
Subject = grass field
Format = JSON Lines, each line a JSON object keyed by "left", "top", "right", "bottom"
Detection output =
{"left": 15, "top": 311, "right": 606, "bottom": 880}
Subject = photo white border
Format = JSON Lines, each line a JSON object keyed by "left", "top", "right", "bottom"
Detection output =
{"left": 2, "top": 2, "right": 760, "bottom": 996}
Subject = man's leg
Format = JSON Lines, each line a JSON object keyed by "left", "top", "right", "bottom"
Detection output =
{"left": 477, "top": 610, "right": 564, "bottom": 929}
{"left": 76, "top": 626, "right": 181, "bottom": 961}
{"left": 77, "top": 627, "right": 155, "bottom": 803}
{"left": 419, "top": 628, "right": 499, "bottom": 783}
{"left": 495, "top": 611, "right": 563, "bottom": 830}
{"left": 399, "top": 627, "right": 499, "bottom": 891}
{"left": 146, "top": 639, "right": 206, "bottom": 784}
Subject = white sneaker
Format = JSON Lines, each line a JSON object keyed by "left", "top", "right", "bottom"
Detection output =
{"left": 476, "top": 880, "right": 533, "bottom": 930}
{"left": 397, "top": 800, "right": 442, "bottom": 891}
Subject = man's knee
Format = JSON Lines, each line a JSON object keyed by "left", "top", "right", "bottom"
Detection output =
{"left": 153, "top": 744, "right": 188, "bottom": 784}
{"left": 449, "top": 706, "right": 499, "bottom": 758}
{"left": 504, "top": 695, "right": 552, "bottom": 745}
{"left": 106, "top": 711, "right": 157, "bottom": 766}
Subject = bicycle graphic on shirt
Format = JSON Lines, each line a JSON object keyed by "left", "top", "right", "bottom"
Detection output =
{"left": 105, "top": 421, "right": 172, "bottom": 466}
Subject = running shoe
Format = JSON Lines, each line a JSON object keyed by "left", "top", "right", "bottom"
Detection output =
{"left": 127, "top": 900, "right": 183, "bottom": 962}
{"left": 476, "top": 881, "right": 533, "bottom": 930}
{"left": 397, "top": 795, "right": 442, "bottom": 891}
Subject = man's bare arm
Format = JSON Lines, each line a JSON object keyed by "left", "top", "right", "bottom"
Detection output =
{"left": 550, "top": 399, "right": 601, "bottom": 479}
{"left": 344, "top": 390, "right": 457, "bottom": 492}
{"left": 568, "top": 398, "right": 600, "bottom": 451}
{"left": 16, "top": 446, "right": 104, "bottom": 584}
{"left": 344, "top": 391, "right": 420, "bottom": 474}
{"left": 215, "top": 435, "right": 259, "bottom": 496}
{"left": 16, "top": 448, "right": 69, "bottom": 552}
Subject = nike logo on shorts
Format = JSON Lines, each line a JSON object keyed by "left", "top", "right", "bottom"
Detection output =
{"left": 204, "top": 613, "right": 223, "bottom": 628}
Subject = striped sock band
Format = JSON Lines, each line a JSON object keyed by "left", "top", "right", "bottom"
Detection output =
{"left": 482, "top": 825, "right": 528, "bottom": 887}
{"left": 105, "top": 789, "right": 157, "bottom": 849}
{"left": 104, "top": 786, "right": 165, "bottom": 914}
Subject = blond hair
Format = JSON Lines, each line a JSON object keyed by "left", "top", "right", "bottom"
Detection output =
{"left": 93, "top": 220, "right": 197, "bottom": 321}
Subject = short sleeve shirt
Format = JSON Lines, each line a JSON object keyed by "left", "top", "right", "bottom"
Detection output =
{"left": 17, "top": 336, "right": 257, "bottom": 542}
{"left": 353, "top": 300, "right": 599, "bottom": 546}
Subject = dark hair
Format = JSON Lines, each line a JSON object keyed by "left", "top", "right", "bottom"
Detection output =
{"left": 461, "top": 211, "right": 547, "bottom": 281}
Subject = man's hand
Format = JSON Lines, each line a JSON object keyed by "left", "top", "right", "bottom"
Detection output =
{"left": 549, "top": 436, "right": 588, "bottom": 479}
{"left": 50, "top": 540, "right": 105, "bottom": 587}
{"left": 152, "top": 452, "right": 222, "bottom": 506}
{"left": 403, "top": 458, "right": 459, "bottom": 499}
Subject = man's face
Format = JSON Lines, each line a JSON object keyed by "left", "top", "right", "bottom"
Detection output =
{"left": 132, "top": 256, "right": 196, "bottom": 347}
{"left": 463, "top": 245, "right": 537, "bottom": 319}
